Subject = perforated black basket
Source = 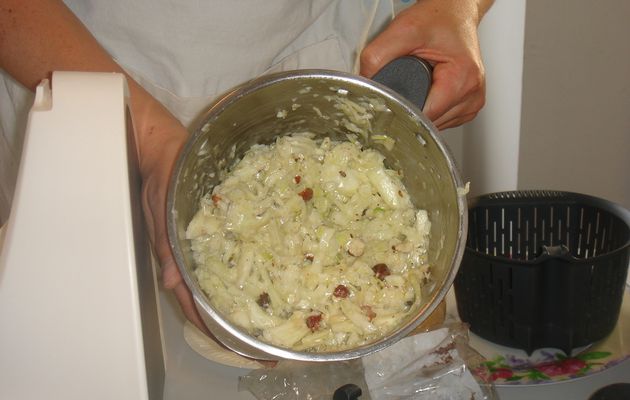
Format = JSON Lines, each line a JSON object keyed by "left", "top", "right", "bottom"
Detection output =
{"left": 454, "top": 190, "right": 630, "bottom": 354}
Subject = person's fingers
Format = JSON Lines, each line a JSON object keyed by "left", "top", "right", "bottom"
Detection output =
{"left": 435, "top": 110, "right": 478, "bottom": 130}
{"left": 140, "top": 174, "right": 158, "bottom": 245}
{"left": 138, "top": 142, "right": 206, "bottom": 336}
{"left": 360, "top": 1, "right": 487, "bottom": 129}
{"left": 422, "top": 58, "right": 485, "bottom": 125}
{"left": 429, "top": 79, "right": 485, "bottom": 129}
{"left": 141, "top": 173, "right": 178, "bottom": 285}
{"left": 145, "top": 161, "right": 209, "bottom": 336}
{"left": 173, "top": 281, "right": 211, "bottom": 336}
{"left": 160, "top": 254, "right": 182, "bottom": 289}
{"left": 360, "top": 13, "right": 432, "bottom": 78}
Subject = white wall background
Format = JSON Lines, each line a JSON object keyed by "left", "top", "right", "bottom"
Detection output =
{"left": 518, "top": 0, "right": 630, "bottom": 209}
{"left": 448, "top": 0, "right": 629, "bottom": 212}
{"left": 455, "top": 1, "right": 527, "bottom": 197}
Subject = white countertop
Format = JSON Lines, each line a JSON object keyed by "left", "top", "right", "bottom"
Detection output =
{"left": 159, "top": 286, "right": 630, "bottom": 400}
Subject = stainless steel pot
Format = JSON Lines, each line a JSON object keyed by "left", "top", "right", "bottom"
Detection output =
{"left": 167, "top": 59, "right": 468, "bottom": 361}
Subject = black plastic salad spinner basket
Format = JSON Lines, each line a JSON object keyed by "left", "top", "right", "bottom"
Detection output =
{"left": 454, "top": 190, "right": 630, "bottom": 354}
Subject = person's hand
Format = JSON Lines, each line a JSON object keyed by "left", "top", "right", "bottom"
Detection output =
{"left": 360, "top": 0, "right": 493, "bottom": 130}
{"left": 131, "top": 94, "right": 210, "bottom": 335}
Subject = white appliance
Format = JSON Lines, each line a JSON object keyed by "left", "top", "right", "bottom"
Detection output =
{"left": 0, "top": 72, "right": 163, "bottom": 399}
{"left": 0, "top": 72, "right": 628, "bottom": 400}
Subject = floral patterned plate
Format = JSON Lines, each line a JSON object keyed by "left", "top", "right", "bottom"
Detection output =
{"left": 446, "top": 282, "right": 630, "bottom": 386}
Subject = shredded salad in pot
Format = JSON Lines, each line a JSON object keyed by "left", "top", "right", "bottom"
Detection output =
{"left": 186, "top": 132, "right": 432, "bottom": 352}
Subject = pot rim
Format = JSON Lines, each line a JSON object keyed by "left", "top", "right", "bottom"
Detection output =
{"left": 167, "top": 68, "right": 468, "bottom": 361}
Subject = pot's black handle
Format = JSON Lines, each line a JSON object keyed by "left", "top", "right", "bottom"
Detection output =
{"left": 371, "top": 56, "right": 432, "bottom": 110}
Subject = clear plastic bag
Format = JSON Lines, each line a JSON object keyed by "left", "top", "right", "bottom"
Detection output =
{"left": 238, "top": 323, "right": 495, "bottom": 400}
{"left": 238, "top": 359, "right": 371, "bottom": 400}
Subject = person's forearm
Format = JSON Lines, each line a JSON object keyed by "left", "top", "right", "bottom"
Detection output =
{"left": 0, "top": 0, "right": 165, "bottom": 152}
{"left": 0, "top": 0, "right": 123, "bottom": 89}
{"left": 415, "top": 0, "right": 494, "bottom": 26}
{"left": 474, "top": 0, "right": 494, "bottom": 23}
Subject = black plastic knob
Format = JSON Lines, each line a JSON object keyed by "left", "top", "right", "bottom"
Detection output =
{"left": 333, "top": 383, "right": 362, "bottom": 400}
{"left": 589, "top": 383, "right": 630, "bottom": 400}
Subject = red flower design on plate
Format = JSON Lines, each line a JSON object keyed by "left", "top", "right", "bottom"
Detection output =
{"left": 478, "top": 351, "right": 612, "bottom": 384}
{"left": 490, "top": 367, "right": 513, "bottom": 380}
{"left": 536, "top": 358, "right": 587, "bottom": 377}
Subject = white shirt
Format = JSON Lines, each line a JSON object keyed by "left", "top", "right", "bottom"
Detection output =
{"left": 0, "top": 0, "right": 394, "bottom": 222}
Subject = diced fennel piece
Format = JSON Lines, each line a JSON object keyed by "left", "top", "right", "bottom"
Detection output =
{"left": 330, "top": 319, "right": 362, "bottom": 334}
{"left": 371, "top": 314, "right": 401, "bottom": 331}
{"left": 312, "top": 225, "right": 338, "bottom": 268}
{"left": 367, "top": 168, "right": 410, "bottom": 209}
{"left": 262, "top": 312, "right": 311, "bottom": 348}
{"left": 373, "top": 284, "right": 408, "bottom": 311}
{"left": 320, "top": 163, "right": 361, "bottom": 196}
{"left": 342, "top": 119, "right": 365, "bottom": 134}
{"left": 273, "top": 264, "right": 301, "bottom": 305}
{"left": 246, "top": 301, "right": 276, "bottom": 329}
{"left": 371, "top": 134, "right": 396, "bottom": 151}
{"left": 199, "top": 274, "right": 238, "bottom": 313}
{"left": 328, "top": 309, "right": 362, "bottom": 334}
{"left": 346, "top": 237, "right": 366, "bottom": 257}
{"left": 416, "top": 209, "right": 432, "bottom": 236}
{"left": 340, "top": 300, "right": 377, "bottom": 334}
{"left": 293, "top": 329, "right": 333, "bottom": 351}
{"left": 256, "top": 265, "right": 288, "bottom": 314}
{"left": 384, "top": 274, "right": 406, "bottom": 287}
{"left": 230, "top": 309, "right": 252, "bottom": 330}
{"left": 186, "top": 210, "right": 221, "bottom": 239}
{"left": 235, "top": 244, "right": 255, "bottom": 288}
{"left": 409, "top": 270, "right": 423, "bottom": 305}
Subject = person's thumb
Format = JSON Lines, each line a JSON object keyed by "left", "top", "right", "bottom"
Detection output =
{"left": 359, "top": 19, "right": 427, "bottom": 78}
